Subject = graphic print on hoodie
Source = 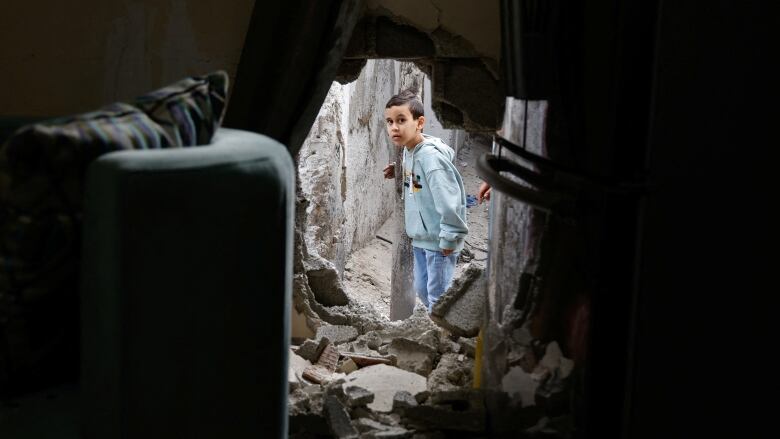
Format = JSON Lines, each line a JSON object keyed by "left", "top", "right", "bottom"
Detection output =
{"left": 402, "top": 133, "right": 468, "bottom": 252}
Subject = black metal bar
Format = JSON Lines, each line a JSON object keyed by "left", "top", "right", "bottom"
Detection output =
{"left": 476, "top": 153, "right": 575, "bottom": 218}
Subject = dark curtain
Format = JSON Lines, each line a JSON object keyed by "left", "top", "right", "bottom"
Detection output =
{"left": 224, "top": 0, "right": 364, "bottom": 157}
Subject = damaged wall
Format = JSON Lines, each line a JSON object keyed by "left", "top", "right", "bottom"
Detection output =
{"left": 294, "top": 59, "right": 465, "bottom": 334}
{"left": 0, "top": 0, "right": 254, "bottom": 116}
{"left": 481, "top": 99, "right": 580, "bottom": 426}
{"left": 297, "top": 59, "right": 464, "bottom": 276}
{"left": 340, "top": 1, "right": 504, "bottom": 132}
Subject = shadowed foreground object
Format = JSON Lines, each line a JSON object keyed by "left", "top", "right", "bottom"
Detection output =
{"left": 80, "top": 128, "right": 294, "bottom": 438}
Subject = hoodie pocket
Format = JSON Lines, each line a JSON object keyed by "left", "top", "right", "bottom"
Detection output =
{"left": 404, "top": 201, "right": 429, "bottom": 240}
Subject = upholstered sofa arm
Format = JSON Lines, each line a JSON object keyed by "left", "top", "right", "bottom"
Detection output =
{"left": 81, "top": 128, "right": 294, "bottom": 438}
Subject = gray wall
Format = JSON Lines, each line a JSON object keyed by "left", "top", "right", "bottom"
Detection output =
{"left": 297, "top": 59, "right": 465, "bottom": 276}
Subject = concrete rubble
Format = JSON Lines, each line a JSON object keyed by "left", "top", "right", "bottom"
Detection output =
{"left": 386, "top": 338, "right": 437, "bottom": 377}
{"left": 429, "top": 263, "right": 486, "bottom": 338}
{"left": 316, "top": 324, "right": 360, "bottom": 345}
{"left": 289, "top": 67, "right": 574, "bottom": 436}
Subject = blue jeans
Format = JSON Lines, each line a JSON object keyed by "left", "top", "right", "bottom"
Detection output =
{"left": 413, "top": 247, "right": 458, "bottom": 312}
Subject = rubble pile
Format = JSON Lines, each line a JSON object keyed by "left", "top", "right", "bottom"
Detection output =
{"left": 288, "top": 305, "right": 484, "bottom": 438}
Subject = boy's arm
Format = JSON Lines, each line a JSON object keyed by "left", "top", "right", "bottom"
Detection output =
{"left": 426, "top": 166, "right": 468, "bottom": 251}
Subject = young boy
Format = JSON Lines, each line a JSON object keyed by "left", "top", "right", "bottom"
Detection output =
{"left": 382, "top": 89, "right": 468, "bottom": 312}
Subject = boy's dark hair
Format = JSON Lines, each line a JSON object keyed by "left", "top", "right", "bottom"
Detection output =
{"left": 385, "top": 89, "right": 424, "bottom": 119}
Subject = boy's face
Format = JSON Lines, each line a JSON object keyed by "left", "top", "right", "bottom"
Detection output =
{"left": 385, "top": 104, "right": 425, "bottom": 149}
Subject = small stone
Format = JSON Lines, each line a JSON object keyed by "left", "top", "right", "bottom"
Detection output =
{"left": 296, "top": 337, "right": 328, "bottom": 362}
{"left": 323, "top": 395, "right": 359, "bottom": 438}
{"left": 446, "top": 368, "right": 464, "bottom": 384}
{"left": 364, "top": 331, "right": 383, "bottom": 350}
{"left": 416, "top": 329, "right": 440, "bottom": 351}
{"left": 440, "top": 340, "right": 461, "bottom": 354}
{"left": 338, "top": 358, "right": 358, "bottom": 374}
{"left": 560, "top": 357, "right": 575, "bottom": 379}
{"left": 289, "top": 349, "right": 313, "bottom": 391}
{"left": 539, "top": 341, "right": 562, "bottom": 371}
{"left": 512, "top": 327, "right": 533, "bottom": 346}
{"left": 344, "top": 385, "right": 375, "bottom": 408}
{"left": 414, "top": 390, "right": 430, "bottom": 404}
{"left": 458, "top": 337, "right": 477, "bottom": 358}
{"left": 392, "top": 391, "right": 418, "bottom": 412}
{"left": 502, "top": 366, "right": 538, "bottom": 407}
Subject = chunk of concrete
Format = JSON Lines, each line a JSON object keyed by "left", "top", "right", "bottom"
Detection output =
{"left": 427, "top": 353, "right": 474, "bottom": 392}
{"left": 502, "top": 366, "right": 538, "bottom": 407}
{"left": 363, "top": 331, "right": 383, "bottom": 350}
{"left": 305, "top": 256, "right": 350, "bottom": 306}
{"left": 303, "top": 365, "right": 334, "bottom": 384}
{"left": 289, "top": 349, "right": 313, "bottom": 391}
{"left": 538, "top": 341, "right": 575, "bottom": 379}
{"left": 338, "top": 358, "right": 359, "bottom": 374}
{"left": 296, "top": 336, "right": 331, "bottom": 362}
{"left": 415, "top": 329, "right": 440, "bottom": 352}
{"left": 345, "top": 385, "right": 375, "bottom": 408}
{"left": 289, "top": 387, "right": 330, "bottom": 436}
{"left": 429, "top": 263, "right": 486, "bottom": 337}
{"left": 392, "top": 391, "right": 418, "bottom": 412}
{"left": 458, "top": 337, "right": 477, "bottom": 358}
{"left": 323, "top": 395, "right": 359, "bottom": 438}
{"left": 386, "top": 338, "right": 437, "bottom": 377}
{"left": 317, "top": 324, "right": 359, "bottom": 345}
{"left": 342, "top": 364, "right": 427, "bottom": 412}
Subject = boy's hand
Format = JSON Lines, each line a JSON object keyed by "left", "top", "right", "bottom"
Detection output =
{"left": 441, "top": 248, "right": 454, "bottom": 256}
{"left": 383, "top": 162, "right": 395, "bottom": 179}
{"left": 478, "top": 181, "right": 492, "bottom": 204}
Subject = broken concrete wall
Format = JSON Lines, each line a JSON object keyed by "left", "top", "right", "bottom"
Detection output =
{"left": 341, "top": 59, "right": 400, "bottom": 262}
{"left": 298, "top": 59, "right": 464, "bottom": 276}
{"left": 295, "top": 59, "right": 465, "bottom": 333}
{"left": 480, "top": 99, "right": 578, "bottom": 431}
{"left": 298, "top": 83, "right": 350, "bottom": 270}
{"left": 340, "top": 1, "right": 504, "bottom": 132}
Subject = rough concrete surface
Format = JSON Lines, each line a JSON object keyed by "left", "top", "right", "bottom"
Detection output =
{"left": 430, "top": 263, "right": 486, "bottom": 337}
{"left": 342, "top": 364, "right": 427, "bottom": 413}
{"left": 386, "top": 338, "right": 437, "bottom": 377}
{"left": 316, "top": 325, "right": 360, "bottom": 345}
{"left": 427, "top": 353, "right": 474, "bottom": 392}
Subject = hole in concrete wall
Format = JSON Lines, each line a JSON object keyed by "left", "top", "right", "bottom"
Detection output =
{"left": 295, "top": 59, "right": 491, "bottom": 325}
{"left": 288, "top": 59, "right": 496, "bottom": 435}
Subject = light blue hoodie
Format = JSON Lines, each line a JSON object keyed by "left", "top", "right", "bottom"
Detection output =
{"left": 402, "top": 133, "right": 468, "bottom": 252}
